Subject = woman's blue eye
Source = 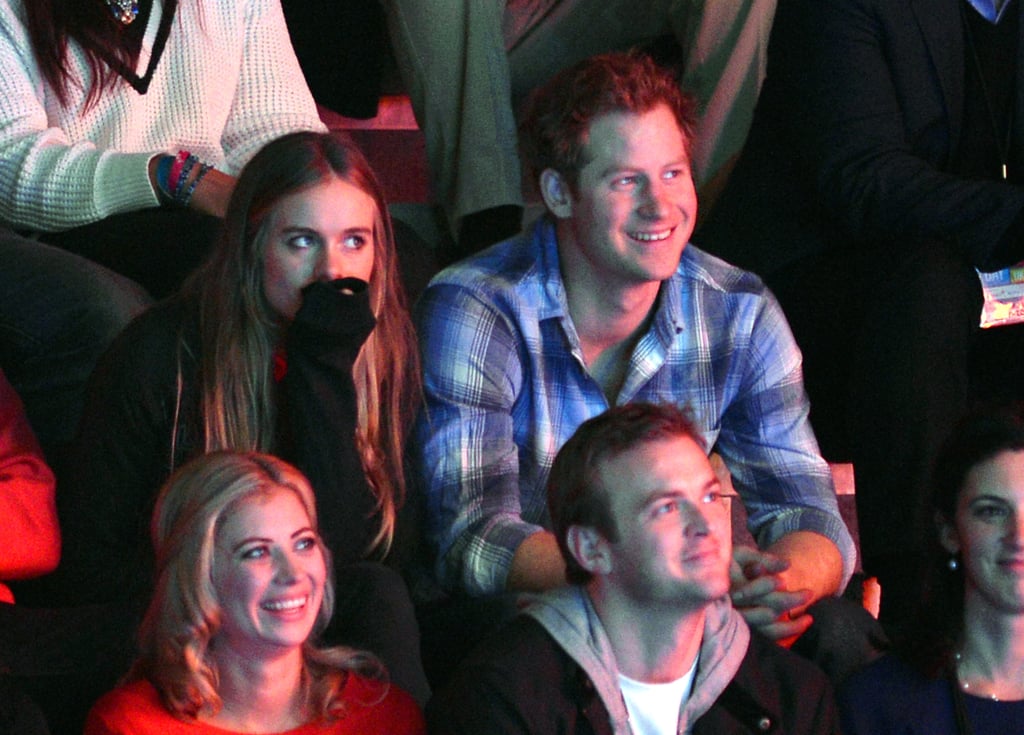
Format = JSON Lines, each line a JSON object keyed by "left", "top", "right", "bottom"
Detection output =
{"left": 974, "top": 504, "right": 1010, "bottom": 520}
{"left": 241, "top": 546, "right": 269, "bottom": 560}
{"left": 295, "top": 535, "right": 317, "bottom": 552}
{"left": 343, "top": 234, "right": 368, "bottom": 250}
{"left": 288, "top": 233, "right": 319, "bottom": 250}
{"left": 702, "top": 491, "right": 722, "bottom": 505}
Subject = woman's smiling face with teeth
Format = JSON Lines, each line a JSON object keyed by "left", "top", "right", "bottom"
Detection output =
{"left": 212, "top": 488, "right": 327, "bottom": 658}
{"left": 556, "top": 103, "right": 697, "bottom": 292}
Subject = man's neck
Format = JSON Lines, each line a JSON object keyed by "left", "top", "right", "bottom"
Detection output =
{"left": 590, "top": 587, "right": 706, "bottom": 684}
{"left": 563, "top": 270, "right": 661, "bottom": 352}
{"left": 559, "top": 249, "right": 662, "bottom": 401}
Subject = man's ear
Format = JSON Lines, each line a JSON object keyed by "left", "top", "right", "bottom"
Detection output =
{"left": 540, "top": 169, "right": 572, "bottom": 219}
{"left": 566, "top": 525, "right": 611, "bottom": 575}
{"left": 937, "top": 511, "right": 961, "bottom": 555}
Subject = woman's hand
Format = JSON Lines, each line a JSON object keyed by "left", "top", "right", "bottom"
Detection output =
{"left": 189, "top": 168, "right": 236, "bottom": 218}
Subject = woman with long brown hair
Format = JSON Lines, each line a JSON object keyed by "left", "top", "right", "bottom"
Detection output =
{"left": 0, "top": 0, "right": 323, "bottom": 459}
{"left": 58, "top": 130, "right": 427, "bottom": 702}
{"left": 840, "top": 406, "right": 1024, "bottom": 734}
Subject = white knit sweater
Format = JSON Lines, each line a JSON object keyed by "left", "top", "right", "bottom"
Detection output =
{"left": 0, "top": 0, "right": 326, "bottom": 232}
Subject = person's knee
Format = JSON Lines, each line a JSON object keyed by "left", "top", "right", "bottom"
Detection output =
{"left": 792, "top": 596, "right": 889, "bottom": 685}
{"left": 61, "top": 269, "right": 151, "bottom": 349}
{"left": 0, "top": 259, "right": 151, "bottom": 449}
{"left": 3, "top": 261, "right": 151, "bottom": 363}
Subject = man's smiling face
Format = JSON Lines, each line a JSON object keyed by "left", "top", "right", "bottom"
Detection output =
{"left": 555, "top": 103, "right": 697, "bottom": 293}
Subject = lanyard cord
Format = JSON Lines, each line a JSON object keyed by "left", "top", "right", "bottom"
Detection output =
{"left": 961, "top": 1, "right": 1015, "bottom": 180}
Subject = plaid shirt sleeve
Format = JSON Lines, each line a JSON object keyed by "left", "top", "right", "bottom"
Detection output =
{"left": 711, "top": 286, "right": 857, "bottom": 588}
{"left": 414, "top": 280, "right": 544, "bottom": 596}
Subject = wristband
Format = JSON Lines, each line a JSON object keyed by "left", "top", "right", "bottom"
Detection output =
{"left": 154, "top": 154, "right": 175, "bottom": 203}
{"left": 173, "top": 154, "right": 199, "bottom": 201}
{"left": 168, "top": 150, "right": 190, "bottom": 194}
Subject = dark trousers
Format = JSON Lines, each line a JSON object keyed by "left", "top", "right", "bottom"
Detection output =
{"left": 0, "top": 602, "right": 136, "bottom": 735}
{"left": 1, "top": 210, "right": 218, "bottom": 456}
{"left": 0, "top": 677, "right": 49, "bottom": 735}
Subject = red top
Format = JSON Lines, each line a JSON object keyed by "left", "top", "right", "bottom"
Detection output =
{"left": 0, "top": 369, "right": 58, "bottom": 603}
{"left": 85, "top": 675, "right": 425, "bottom": 735}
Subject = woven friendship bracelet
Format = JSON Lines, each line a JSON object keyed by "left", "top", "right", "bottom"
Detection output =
{"left": 154, "top": 154, "right": 175, "bottom": 203}
{"left": 155, "top": 150, "right": 215, "bottom": 208}
{"left": 168, "top": 150, "right": 190, "bottom": 193}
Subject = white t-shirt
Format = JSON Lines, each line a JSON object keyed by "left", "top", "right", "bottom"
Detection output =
{"left": 618, "top": 656, "right": 698, "bottom": 735}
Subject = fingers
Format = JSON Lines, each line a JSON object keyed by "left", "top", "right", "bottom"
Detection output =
{"left": 735, "top": 602, "right": 814, "bottom": 643}
{"left": 731, "top": 545, "right": 790, "bottom": 580}
{"left": 761, "top": 612, "right": 815, "bottom": 646}
{"left": 730, "top": 544, "right": 816, "bottom": 645}
{"left": 732, "top": 584, "right": 812, "bottom": 614}
{"left": 731, "top": 545, "right": 767, "bottom": 567}
{"left": 729, "top": 573, "right": 780, "bottom": 602}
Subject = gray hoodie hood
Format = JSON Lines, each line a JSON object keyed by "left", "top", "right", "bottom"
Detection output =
{"left": 524, "top": 586, "right": 751, "bottom": 735}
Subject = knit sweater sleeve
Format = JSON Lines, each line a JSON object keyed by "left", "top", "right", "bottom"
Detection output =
{"left": 0, "top": 0, "right": 323, "bottom": 232}
{"left": 217, "top": 0, "right": 327, "bottom": 172}
{"left": 0, "top": 2, "right": 157, "bottom": 231}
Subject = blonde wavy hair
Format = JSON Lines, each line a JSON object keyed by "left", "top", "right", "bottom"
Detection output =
{"left": 132, "top": 451, "right": 386, "bottom": 722}
{"left": 176, "top": 131, "right": 420, "bottom": 555}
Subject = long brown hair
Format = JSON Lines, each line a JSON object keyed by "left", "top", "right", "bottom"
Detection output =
{"left": 24, "top": 0, "right": 154, "bottom": 108}
{"left": 178, "top": 130, "right": 420, "bottom": 554}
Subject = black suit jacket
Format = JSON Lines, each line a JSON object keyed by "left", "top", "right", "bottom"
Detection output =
{"left": 815, "top": 0, "right": 1024, "bottom": 270}
{"left": 698, "top": 0, "right": 1024, "bottom": 275}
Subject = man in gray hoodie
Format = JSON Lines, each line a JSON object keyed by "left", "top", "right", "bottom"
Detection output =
{"left": 427, "top": 402, "right": 839, "bottom": 734}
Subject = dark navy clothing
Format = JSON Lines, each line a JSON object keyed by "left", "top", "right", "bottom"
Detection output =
{"left": 840, "top": 654, "right": 1024, "bottom": 735}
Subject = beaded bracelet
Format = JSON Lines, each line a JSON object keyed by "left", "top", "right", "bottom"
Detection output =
{"left": 173, "top": 154, "right": 199, "bottom": 201}
{"left": 154, "top": 150, "right": 215, "bottom": 208}
{"left": 179, "top": 163, "right": 213, "bottom": 208}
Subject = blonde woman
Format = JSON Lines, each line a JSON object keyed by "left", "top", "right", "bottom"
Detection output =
{"left": 85, "top": 452, "right": 424, "bottom": 734}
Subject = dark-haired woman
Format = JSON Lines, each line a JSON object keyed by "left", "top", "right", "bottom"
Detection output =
{"left": 839, "top": 406, "right": 1024, "bottom": 734}
{"left": 0, "top": 0, "right": 323, "bottom": 455}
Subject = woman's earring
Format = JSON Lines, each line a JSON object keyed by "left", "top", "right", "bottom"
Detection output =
{"left": 948, "top": 556, "right": 959, "bottom": 571}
